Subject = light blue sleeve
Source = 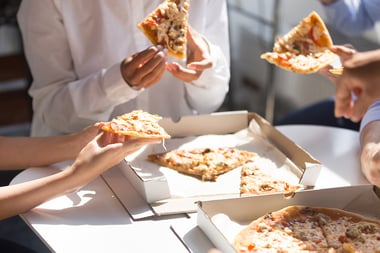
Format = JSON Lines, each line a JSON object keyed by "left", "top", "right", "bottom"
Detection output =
{"left": 360, "top": 99, "right": 380, "bottom": 133}
{"left": 323, "top": 0, "right": 380, "bottom": 36}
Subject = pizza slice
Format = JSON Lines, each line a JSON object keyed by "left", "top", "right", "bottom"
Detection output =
{"left": 233, "top": 206, "right": 329, "bottom": 252}
{"left": 239, "top": 162, "right": 304, "bottom": 197}
{"left": 101, "top": 110, "right": 171, "bottom": 139}
{"left": 314, "top": 207, "right": 380, "bottom": 252}
{"left": 138, "top": 0, "right": 189, "bottom": 59}
{"left": 261, "top": 11, "right": 337, "bottom": 74}
{"left": 147, "top": 147, "right": 257, "bottom": 181}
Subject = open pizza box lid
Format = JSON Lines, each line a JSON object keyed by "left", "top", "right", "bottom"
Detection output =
{"left": 197, "top": 184, "right": 380, "bottom": 253}
{"left": 102, "top": 111, "right": 322, "bottom": 218}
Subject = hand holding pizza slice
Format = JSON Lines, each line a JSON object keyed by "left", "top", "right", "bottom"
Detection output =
{"left": 261, "top": 11, "right": 338, "bottom": 74}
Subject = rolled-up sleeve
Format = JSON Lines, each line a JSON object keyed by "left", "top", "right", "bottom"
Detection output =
{"left": 360, "top": 99, "right": 380, "bottom": 134}
{"left": 185, "top": 0, "right": 230, "bottom": 114}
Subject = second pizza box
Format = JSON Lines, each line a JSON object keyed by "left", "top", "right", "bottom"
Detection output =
{"left": 197, "top": 184, "right": 380, "bottom": 253}
{"left": 114, "top": 111, "right": 322, "bottom": 215}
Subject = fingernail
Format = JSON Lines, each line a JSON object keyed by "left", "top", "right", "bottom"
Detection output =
{"left": 156, "top": 45, "right": 163, "bottom": 50}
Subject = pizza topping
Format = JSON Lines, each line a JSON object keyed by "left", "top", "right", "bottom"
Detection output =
{"left": 138, "top": 0, "right": 189, "bottom": 59}
{"left": 148, "top": 147, "right": 257, "bottom": 181}
{"left": 233, "top": 206, "right": 380, "bottom": 252}
{"left": 101, "top": 110, "right": 170, "bottom": 139}
{"left": 240, "top": 162, "right": 304, "bottom": 197}
{"left": 261, "top": 11, "right": 337, "bottom": 74}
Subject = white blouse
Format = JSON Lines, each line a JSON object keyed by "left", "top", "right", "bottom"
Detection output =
{"left": 18, "top": 0, "right": 230, "bottom": 136}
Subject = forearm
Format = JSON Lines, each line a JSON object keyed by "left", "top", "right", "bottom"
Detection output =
{"left": 0, "top": 134, "right": 81, "bottom": 169}
{"left": 0, "top": 167, "right": 85, "bottom": 220}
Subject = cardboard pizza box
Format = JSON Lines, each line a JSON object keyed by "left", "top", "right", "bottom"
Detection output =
{"left": 104, "top": 110, "right": 322, "bottom": 216}
{"left": 197, "top": 184, "right": 380, "bottom": 253}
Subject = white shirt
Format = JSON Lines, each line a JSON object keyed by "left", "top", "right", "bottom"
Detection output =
{"left": 322, "top": 0, "right": 380, "bottom": 36}
{"left": 17, "top": 0, "right": 230, "bottom": 136}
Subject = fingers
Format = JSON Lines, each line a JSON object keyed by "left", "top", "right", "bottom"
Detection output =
{"left": 344, "top": 49, "right": 380, "bottom": 69}
{"left": 330, "top": 45, "right": 356, "bottom": 62}
{"left": 166, "top": 62, "right": 201, "bottom": 83}
{"left": 334, "top": 77, "right": 354, "bottom": 119}
{"left": 187, "top": 58, "right": 213, "bottom": 71}
{"left": 127, "top": 45, "right": 164, "bottom": 69}
{"left": 121, "top": 46, "right": 167, "bottom": 89}
{"left": 319, "top": 65, "right": 339, "bottom": 82}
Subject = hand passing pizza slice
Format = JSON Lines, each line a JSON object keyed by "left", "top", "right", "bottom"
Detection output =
{"left": 138, "top": 0, "right": 189, "bottom": 59}
{"left": 101, "top": 110, "right": 171, "bottom": 139}
{"left": 147, "top": 147, "right": 257, "bottom": 181}
{"left": 261, "top": 11, "right": 337, "bottom": 74}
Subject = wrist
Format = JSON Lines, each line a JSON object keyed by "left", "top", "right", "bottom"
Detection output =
{"left": 120, "top": 59, "right": 141, "bottom": 90}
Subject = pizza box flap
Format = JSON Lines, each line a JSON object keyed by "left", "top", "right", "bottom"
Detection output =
{"left": 159, "top": 110, "right": 249, "bottom": 137}
{"left": 247, "top": 112, "right": 322, "bottom": 186}
{"left": 197, "top": 185, "right": 380, "bottom": 253}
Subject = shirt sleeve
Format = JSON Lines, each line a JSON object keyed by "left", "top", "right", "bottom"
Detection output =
{"left": 359, "top": 99, "right": 380, "bottom": 134}
{"left": 184, "top": 0, "right": 230, "bottom": 114}
{"left": 17, "top": 0, "right": 141, "bottom": 135}
{"left": 322, "top": 0, "right": 380, "bottom": 36}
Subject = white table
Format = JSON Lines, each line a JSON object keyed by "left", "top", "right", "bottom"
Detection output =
{"left": 11, "top": 125, "right": 369, "bottom": 253}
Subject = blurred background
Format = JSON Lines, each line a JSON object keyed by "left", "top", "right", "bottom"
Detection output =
{"left": 1, "top": 0, "right": 380, "bottom": 136}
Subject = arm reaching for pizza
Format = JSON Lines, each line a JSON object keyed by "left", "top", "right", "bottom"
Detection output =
{"left": 0, "top": 124, "right": 160, "bottom": 220}
{"left": 166, "top": 26, "right": 213, "bottom": 83}
{"left": 327, "top": 46, "right": 380, "bottom": 122}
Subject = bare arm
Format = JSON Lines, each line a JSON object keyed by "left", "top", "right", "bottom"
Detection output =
{"left": 0, "top": 125, "right": 98, "bottom": 170}
{"left": 360, "top": 121, "right": 380, "bottom": 187}
{"left": 0, "top": 131, "right": 159, "bottom": 220}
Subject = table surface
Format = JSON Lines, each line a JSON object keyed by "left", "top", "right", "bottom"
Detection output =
{"left": 11, "top": 125, "right": 369, "bottom": 253}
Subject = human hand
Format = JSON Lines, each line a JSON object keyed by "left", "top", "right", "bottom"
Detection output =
{"left": 166, "top": 26, "right": 213, "bottom": 83}
{"left": 68, "top": 131, "right": 161, "bottom": 188}
{"left": 121, "top": 46, "right": 167, "bottom": 90}
{"left": 332, "top": 46, "right": 380, "bottom": 122}
{"left": 319, "top": 44, "right": 355, "bottom": 81}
